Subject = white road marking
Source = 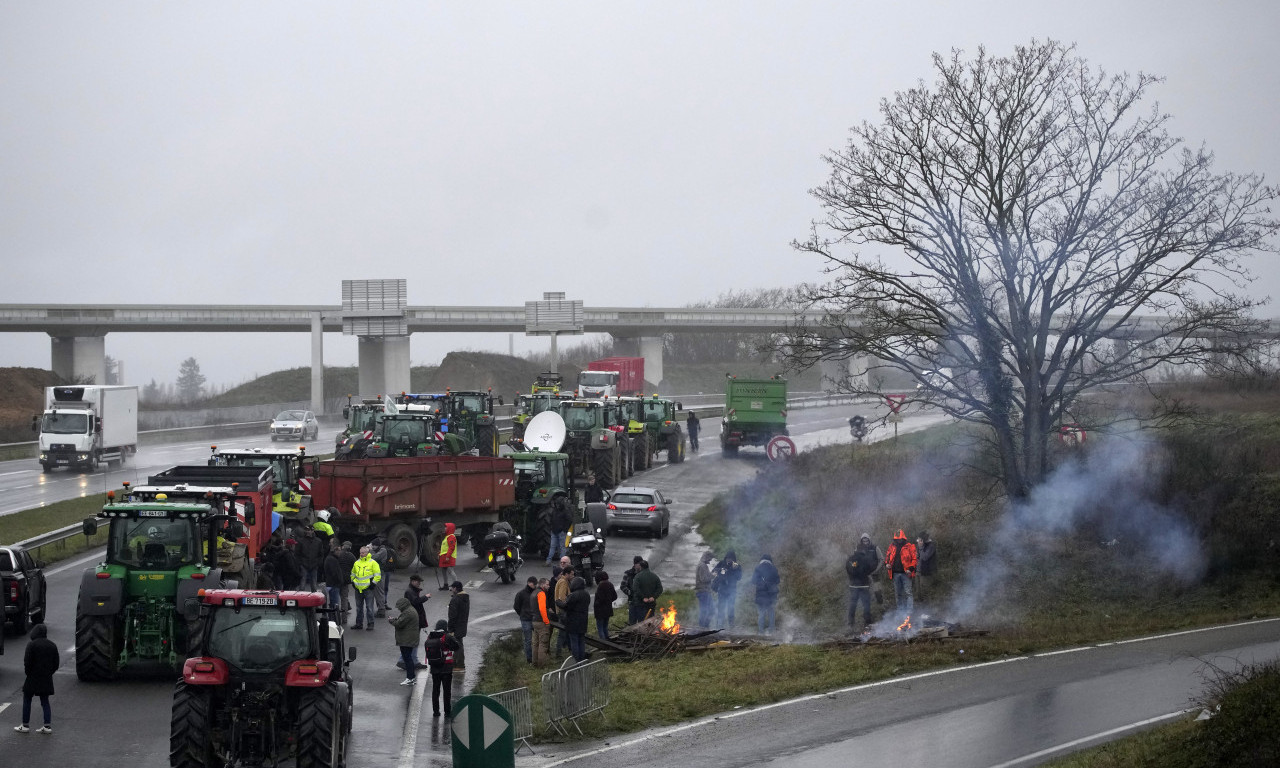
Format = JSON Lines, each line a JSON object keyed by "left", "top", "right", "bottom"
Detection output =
{"left": 0, "top": 703, "right": 9, "bottom": 716}
{"left": 984, "top": 709, "right": 1194, "bottom": 768}
{"left": 48, "top": 549, "right": 106, "bottom": 576}
{"left": 469, "top": 610, "right": 512, "bottom": 626}
{"left": 0, "top": 470, "right": 34, "bottom": 477}
{"left": 396, "top": 673, "right": 428, "bottom": 768}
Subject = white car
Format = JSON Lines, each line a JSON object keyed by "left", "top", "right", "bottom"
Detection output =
{"left": 270, "top": 410, "right": 319, "bottom": 442}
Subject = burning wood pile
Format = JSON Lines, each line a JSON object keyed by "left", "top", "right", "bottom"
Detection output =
{"left": 581, "top": 602, "right": 739, "bottom": 660}
{"left": 823, "top": 615, "right": 989, "bottom": 648}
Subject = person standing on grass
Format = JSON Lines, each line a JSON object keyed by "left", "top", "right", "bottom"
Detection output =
{"left": 14, "top": 624, "right": 58, "bottom": 734}
{"left": 752, "top": 554, "right": 781, "bottom": 635}
{"left": 532, "top": 577, "right": 556, "bottom": 667}
{"left": 694, "top": 550, "right": 715, "bottom": 628}
{"left": 557, "top": 576, "right": 591, "bottom": 662}
{"left": 389, "top": 597, "right": 420, "bottom": 687}
{"left": 845, "top": 534, "right": 879, "bottom": 631}
{"left": 916, "top": 531, "right": 937, "bottom": 603}
{"left": 711, "top": 550, "right": 743, "bottom": 629}
{"left": 513, "top": 576, "right": 538, "bottom": 663}
{"left": 592, "top": 570, "right": 617, "bottom": 641}
{"left": 885, "top": 529, "right": 918, "bottom": 616}
{"left": 632, "top": 559, "right": 663, "bottom": 621}
{"left": 621, "top": 555, "right": 644, "bottom": 624}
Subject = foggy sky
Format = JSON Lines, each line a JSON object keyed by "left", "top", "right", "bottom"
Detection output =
{"left": 2, "top": 2, "right": 1277, "bottom": 388}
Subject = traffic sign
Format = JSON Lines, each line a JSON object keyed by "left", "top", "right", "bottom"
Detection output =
{"left": 765, "top": 435, "right": 796, "bottom": 461}
{"left": 885, "top": 394, "right": 907, "bottom": 414}
{"left": 1059, "top": 423, "right": 1087, "bottom": 445}
{"left": 451, "top": 694, "right": 515, "bottom": 768}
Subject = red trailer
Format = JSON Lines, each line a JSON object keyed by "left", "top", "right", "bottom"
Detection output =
{"left": 309, "top": 455, "right": 516, "bottom": 568}
{"left": 582, "top": 356, "right": 645, "bottom": 396}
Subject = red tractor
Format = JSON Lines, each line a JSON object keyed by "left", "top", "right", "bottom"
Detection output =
{"left": 170, "top": 589, "right": 355, "bottom": 768}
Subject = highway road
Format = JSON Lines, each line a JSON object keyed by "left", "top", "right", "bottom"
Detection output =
{"left": 5, "top": 402, "right": 1262, "bottom": 768}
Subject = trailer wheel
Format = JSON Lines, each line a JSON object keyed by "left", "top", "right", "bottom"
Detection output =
{"left": 385, "top": 524, "right": 417, "bottom": 570}
{"left": 476, "top": 425, "right": 499, "bottom": 457}
{"left": 418, "top": 528, "right": 445, "bottom": 568}
{"left": 297, "top": 687, "right": 344, "bottom": 768}
{"left": 170, "top": 681, "right": 215, "bottom": 768}
{"left": 75, "top": 611, "right": 120, "bottom": 681}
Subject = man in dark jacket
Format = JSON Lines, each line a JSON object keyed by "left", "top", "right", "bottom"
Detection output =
{"left": 322, "top": 544, "right": 346, "bottom": 622}
{"left": 686, "top": 411, "right": 700, "bottom": 452}
{"left": 621, "top": 555, "right": 644, "bottom": 624}
{"left": 592, "top": 570, "right": 617, "bottom": 640}
{"left": 370, "top": 537, "right": 391, "bottom": 617}
{"left": 631, "top": 559, "right": 663, "bottom": 621}
{"left": 399, "top": 574, "right": 431, "bottom": 670}
{"left": 447, "top": 581, "right": 470, "bottom": 670}
{"left": 845, "top": 534, "right": 879, "bottom": 630}
{"left": 694, "top": 550, "right": 715, "bottom": 628}
{"left": 583, "top": 475, "right": 606, "bottom": 504}
{"left": 557, "top": 576, "right": 591, "bottom": 661}
{"left": 711, "top": 550, "right": 743, "bottom": 629}
{"left": 276, "top": 539, "right": 302, "bottom": 591}
{"left": 15, "top": 623, "right": 59, "bottom": 733}
{"left": 752, "top": 554, "right": 781, "bottom": 635}
{"left": 513, "top": 576, "right": 538, "bottom": 663}
{"left": 295, "top": 527, "right": 326, "bottom": 592}
{"left": 916, "top": 531, "right": 937, "bottom": 603}
{"left": 547, "top": 495, "right": 573, "bottom": 564}
{"left": 424, "top": 619, "right": 461, "bottom": 717}
{"left": 337, "top": 541, "right": 357, "bottom": 621}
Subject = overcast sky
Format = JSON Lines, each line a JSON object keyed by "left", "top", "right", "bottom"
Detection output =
{"left": 2, "top": 1, "right": 1277, "bottom": 389}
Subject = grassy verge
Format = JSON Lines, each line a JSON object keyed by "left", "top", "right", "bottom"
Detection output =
{"left": 0, "top": 492, "right": 109, "bottom": 561}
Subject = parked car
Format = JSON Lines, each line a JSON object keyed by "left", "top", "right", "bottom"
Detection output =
{"left": 269, "top": 409, "right": 319, "bottom": 442}
{"left": 604, "top": 486, "right": 672, "bottom": 538}
{"left": 1, "top": 543, "right": 48, "bottom": 635}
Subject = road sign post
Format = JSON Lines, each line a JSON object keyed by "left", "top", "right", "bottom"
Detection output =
{"left": 884, "top": 395, "right": 907, "bottom": 438}
{"left": 451, "top": 694, "right": 515, "bottom": 768}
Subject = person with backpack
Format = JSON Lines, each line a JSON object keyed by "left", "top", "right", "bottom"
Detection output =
{"left": 446, "top": 581, "right": 470, "bottom": 670}
{"left": 388, "top": 597, "right": 420, "bottom": 687}
{"left": 424, "top": 620, "right": 461, "bottom": 717}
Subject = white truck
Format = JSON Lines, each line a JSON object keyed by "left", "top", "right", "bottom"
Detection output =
{"left": 35, "top": 385, "right": 138, "bottom": 472}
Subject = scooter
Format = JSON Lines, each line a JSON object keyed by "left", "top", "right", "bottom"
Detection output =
{"left": 482, "top": 526, "right": 523, "bottom": 584}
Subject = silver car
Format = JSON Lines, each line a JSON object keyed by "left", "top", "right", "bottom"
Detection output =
{"left": 270, "top": 410, "right": 319, "bottom": 442}
{"left": 605, "top": 486, "right": 673, "bottom": 538}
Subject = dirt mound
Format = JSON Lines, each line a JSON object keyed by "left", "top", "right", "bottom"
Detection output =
{"left": 0, "top": 367, "right": 63, "bottom": 443}
{"left": 421, "top": 352, "right": 580, "bottom": 401}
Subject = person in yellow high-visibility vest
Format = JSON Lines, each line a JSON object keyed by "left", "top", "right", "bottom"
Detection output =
{"left": 350, "top": 545, "right": 382, "bottom": 630}
{"left": 437, "top": 523, "right": 458, "bottom": 588}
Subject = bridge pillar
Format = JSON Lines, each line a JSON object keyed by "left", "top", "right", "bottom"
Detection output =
{"left": 50, "top": 334, "right": 106, "bottom": 384}
{"left": 819, "top": 354, "right": 872, "bottom": 392}
{"left": 610, "top": 335, "right": 665, "bottom": 391}
{"left": 311, "top": 312, "right": 325, "bottom": 415}
{"left": 357, "top": 336, "right": 410, "bottom": 398}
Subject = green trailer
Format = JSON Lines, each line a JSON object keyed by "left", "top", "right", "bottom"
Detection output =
{"left": 720, "top": 375, "right": 788, "bottom": 456}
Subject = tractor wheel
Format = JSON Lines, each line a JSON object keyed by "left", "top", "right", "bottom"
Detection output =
{"left": 297, "top": 687, "right": 344, "bottom": 768}
{"left": 184, "top": 616, "right": 206, "bottom": 658}
{"left": 639, "top": 433, "right": 653, "bottom": 470}
{"left": 169, "top": 681, "right": 216, "bottom": 768}
{"left": 385, "top": 523, "right": 418, "bottom": 569}
{"left": 667, "top": 433, "right": 683, "bottom": 464}
{"left": 75, "top": 611, "right": 120, "bottom": 681}
{"left": 526, "top": 505, "right": 553, "bottom": 559}
{"left": 477, "top": 425, "right": 499, "bottom": 457}
{"left": 593, "top": 448, "right": 620, "bottom": 490}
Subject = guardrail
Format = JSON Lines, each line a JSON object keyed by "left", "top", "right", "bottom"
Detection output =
{"left": 488, "top": 687, "right": 536, "bottom": 754}
{"left": 541, "top": 657, "right": 611, "bottom": 736}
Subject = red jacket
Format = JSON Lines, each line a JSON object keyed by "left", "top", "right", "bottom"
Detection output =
{"left": 885, "top": 540, "right": 918, "bottom": 576}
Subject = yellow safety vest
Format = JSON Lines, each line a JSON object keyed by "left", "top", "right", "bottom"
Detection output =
{"left": 313, "top": 521, "right": 334, "bottom": 537}
{"left": 351, "top": 555, "right": 381, "bottom": 592}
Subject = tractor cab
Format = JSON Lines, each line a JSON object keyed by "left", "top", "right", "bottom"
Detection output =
{"left": 209, "top": 447, "right": 315, "bottom": 516}
{"left": 443, "top": 388, "right": 503, "bottom": 456}
{"left": 364, "top": 412, "right": 440, "bottom": 458}
{"left": 532, "top": 372, "right": 563, "bottom": 393}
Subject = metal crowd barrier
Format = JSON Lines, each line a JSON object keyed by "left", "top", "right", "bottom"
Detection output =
{"left": 540, "top": 657, "right": 611, "bottom": 736}
{"left": 488, "top": 687, "right": 536, "bottom": 754}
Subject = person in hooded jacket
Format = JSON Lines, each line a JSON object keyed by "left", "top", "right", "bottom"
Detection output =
{"left": 424, "top": 619, "right": 461, "bottom": 717}
{"left": 711, "top": 550, "right": 743, "bottom": 628}
{"left": 447, "top": 581, "right": 470, "bottom": 670}
{"left": 885, "top": 529, "right": 918, "bottom": 616}
{"left": 556, "top": 575, "right": 591, "bottom": 661}
{"left": 275, "top": 539, "right": 302, "bottom": 591}
{"left": 694, "top": 550, "right": 715, "bottom": 628}
{"left": 399, "top": 574, "right": 431, "bottom": 670}
{"left": 752, "top": 554, "right": 781, "bottom": 634}
{"left": 388, "top": 596, "right": 421, "bottom": 686}
{"left": 337, "top": 541, "right": 357, "bottom": 619}
{"left": 14, "top": 623, "right": 59, "bottom": 733}
{"left": 438, "top": 524, "right": 458, "bottom": 588}
{"left": 295, "top": 526, "right": 326, "bottom": 593}
{"left": 370, "top": 537, "right": 391, "bottom": 617}
{"left": 845, "top": 533, "right": 880, "bottom": 630}
{"left": 592, "top": 570, "right": 617, "bottom": 640}
{"left": 547, "top": 494, "right": 573, "bottom": 564}
{"left": 916, "top": 531, "right": 937, "bottom": 603}
{"left": 513, "top": 576, "right": 538, "bottom": 662}
{"left": 322, "top": 544, "right": 346, "bottom": 622}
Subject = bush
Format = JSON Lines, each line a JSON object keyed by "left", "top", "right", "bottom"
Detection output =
{"left": 1188, "top": 661, "right": 1280, "bottom": 767}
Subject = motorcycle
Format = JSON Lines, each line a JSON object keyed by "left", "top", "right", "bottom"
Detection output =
{"left": 849, "top": 414, "right": 868, "bottom": 441}
{"left": 567, "top": 521, "right": 607, "bottom": 577}
{"left": 482, "top": 525, "right": 523, "bottom": 584}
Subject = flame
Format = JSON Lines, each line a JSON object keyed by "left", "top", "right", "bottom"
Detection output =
{"left": 897, "top": 615, "right": 913, "bottom": 632}
{"left": 659, "top": 601, "right": 680, "bottom": 634}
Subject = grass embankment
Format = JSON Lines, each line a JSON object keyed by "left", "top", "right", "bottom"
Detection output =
{"left": 475, "top": 380, "right": 1280, "bottom": 749}
{"left": 0, "top": 493, "right": 110, "bottom": 560}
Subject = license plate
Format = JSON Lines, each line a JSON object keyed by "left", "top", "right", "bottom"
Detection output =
{"left": 242, "top": 597, "right": 277, "bottom": 606}
{"left": 56, "top": 459, "right": 69, "bottom": 464}
{"left": 493, "top": 554, "right": 505, "bottom": 561}
{"left": 137, "top": 510, "right": 168, "bottom": 517}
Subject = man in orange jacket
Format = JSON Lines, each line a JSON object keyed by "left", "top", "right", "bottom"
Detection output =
{"left": 532, "top": 577, "right": 556, "bottom": 667}
{"left": 884, "top": 529, "right": 918, "bottom": 616}
{"left": 437, "top": 523, "right": 457, "bottom": 588}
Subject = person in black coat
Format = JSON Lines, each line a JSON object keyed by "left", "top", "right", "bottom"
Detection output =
{"left": 424, "top": 620, "right": 462, "bottom": 718}
{"left": 15, "top": 623, "right": 59, "bottom": 733}
{"left": 592, "top": 570, "right": 617, "bottom": 641}
{"left": 322, "top": 546, "right": 346, "bottom": 619}
{"left": 447, "top": 581, "right": 470, "bottom": 670}
{"left": 557, "top": 576, "right": 591, "bottom": 661}
{"left": 399, "top": 574, "right": 431, "bottom": 670}
{"left": 686, "top": 412, "right": 700, "bottom": 452}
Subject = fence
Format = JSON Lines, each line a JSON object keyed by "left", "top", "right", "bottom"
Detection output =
{"left": 541, "top": 657, "right": 611, "bottom": 736}
{"left": 488, "top": 687, "right": 536, "bottom": 754}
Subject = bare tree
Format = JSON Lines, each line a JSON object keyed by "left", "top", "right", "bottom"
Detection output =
{"left": 788, "top": 40, "right": 1278, "bottom": 498}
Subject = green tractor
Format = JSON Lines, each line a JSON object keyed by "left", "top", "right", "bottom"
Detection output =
{"left": 532, "top": 371, "right": 563, "bottom": 394}
{"left": 75, "top": 488, "right": 260, "bottom": 681}
{"left": 335, "top": 396, "right": 386, "bottom": 454}
{"left": 506, "top": 450, "right": 573, "bottom": 559}
{"left": 445, "top": 388, "right": 502, "bottom": 457}
{"left": 356, "top": 411, "right": 442, "bottom": 459}
{"left": 622, "top": 395, "right": 686, "bottom": 466}
{"left": 511, "top": 391, "right": 571, "bottom": 443}
{"left": 558, "top": 400, "right": 626, "bottom": 489}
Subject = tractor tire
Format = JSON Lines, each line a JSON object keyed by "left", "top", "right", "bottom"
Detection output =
{"left": 75, "top": 611, "right": 120, "bottom": 681}
{"left": 477, "top": 425, "right": 499, "bottom": 457}
{"left": 184, "top": 617, "right": 206, "bottom": 658}
{"left": 297, "top": 687, "right": 345, "bottom": 768}
{"left": 169, "top": 681, "right": 216, "bottom": 768}
{"left": 667, "top": 433, "right": 684, "bottom": 464}
{"left": 638, "top": 433, "right": 652, "bottom": 470}
{"left": 385, "top": 523, "right": 418, "bottom": 570}
{"left": 526, "top": 505, "right": 553, "bottom": 559}
{"left": 619, "top": 438, "right": 632, "bottom": 479}
{"left": 593, "top": 448, "right": 620, "bottom": 490}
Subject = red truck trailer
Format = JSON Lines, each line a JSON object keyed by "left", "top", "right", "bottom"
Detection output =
{"left": 309, "top": 455, "right": 516, "bottom": 568}
{"left": 579, "top": 356, "right": 645, "bottom": 397}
